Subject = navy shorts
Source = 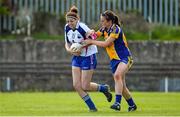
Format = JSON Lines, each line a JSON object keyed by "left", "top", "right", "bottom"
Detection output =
{"left": 72, "top": 54, "right": 97, "bottom": 70}
{"left": 110, "top": 56, "right": 133, "bottom": 74}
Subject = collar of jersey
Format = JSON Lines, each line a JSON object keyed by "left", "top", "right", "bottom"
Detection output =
{"left": 107, "top": 24, "right": 114, "bottom": 33}
{"left": 75, "top": 21, "right": 80, "bottom": 29}
{"left": 70, "top": 21, "right": 80, "bottom": 31}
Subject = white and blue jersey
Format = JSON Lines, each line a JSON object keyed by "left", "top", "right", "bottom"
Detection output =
{"left": 65, "top": 21, "right": 98, "bottom": 56}
{"left": 64, "top": 21, "right": 97, "bottom": 70}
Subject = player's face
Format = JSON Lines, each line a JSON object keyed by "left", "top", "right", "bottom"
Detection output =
{"left": 66, "top": 18, "right": 77, "bottom": 29}
{"left": 100, "top": 15, "right": 111, "bottom": 29}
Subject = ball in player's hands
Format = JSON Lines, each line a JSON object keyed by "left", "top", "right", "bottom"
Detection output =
{"left": 70, "top": 43, "right": 83, "bottom": 52}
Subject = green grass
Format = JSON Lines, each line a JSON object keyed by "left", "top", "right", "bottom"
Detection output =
{"left": 32, "top": 32, "right": 64, "bottom": 40}
{"left": 0, "top": 92, "right": 180, "bottom": 116}
{"left": 1, "top": 25, "right": 180, "bottom": 41}
{"left": 0, "top": 32, "right": 64, "bottom": 40}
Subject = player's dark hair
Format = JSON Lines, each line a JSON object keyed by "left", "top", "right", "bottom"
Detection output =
{"left": 102, "top": 10, "right": 121, "bottom": 26}
{"left": 66, "top": 5, "right": 79, "bottom": 19}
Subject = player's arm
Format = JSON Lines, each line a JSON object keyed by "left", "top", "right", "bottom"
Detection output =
{"left": 64, "top": 28, "right": 72, "bottom": 53}
{"left": 83, "top": 36, "right": 115, "bottom": 48}
{"left": 64, "top": 32, "right": 81, "bottom": 56}
{"left": 65, "top": 42, "right": 71, "bottom": 53}
{"left": 86, "top": 28, "right": 104, "bottom": 40}
{"left": 83, "top": 27, "right": 120, "bottom": 47}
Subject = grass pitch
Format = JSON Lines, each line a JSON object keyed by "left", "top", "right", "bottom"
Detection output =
{"left": 0, "top": 92, "right": 180, "bottom": 116}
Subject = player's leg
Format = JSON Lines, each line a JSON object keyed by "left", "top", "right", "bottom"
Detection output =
{"left": 122, "top": 57, "right": 137, "bottom": 112}
{"left": 72, "top": 66, "right": 86, "bottom": 97}
{"left": 81, "top": 69, "right": 112, "bottom": 102}
{"left": 81, "top": 54, "right": 112, "bottom": 102}
{"left": 79, "top": 69, "right": 97, "bottom": 111}
{"left": 110, "top": 62, "right": 128, "bottom": 111}
{"left": 72, "top": 66, "right": 97, "bottom": 112}
{"left": 122, "top": 74, "right": 137, "bottom": 112}
{"left": 72, "top": 56, "right": 97, "bottom": 112}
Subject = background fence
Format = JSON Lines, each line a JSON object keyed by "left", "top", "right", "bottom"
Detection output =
{"left": 0, "top": 0, "right": 179, "bottom": 33}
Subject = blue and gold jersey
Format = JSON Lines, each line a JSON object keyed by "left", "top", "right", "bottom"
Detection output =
{"left": 96, "top": 24, "right": 131, "bottom": 60}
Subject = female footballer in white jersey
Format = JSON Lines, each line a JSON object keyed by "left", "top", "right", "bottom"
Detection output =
{"left": 64, "top": 6, "right": 112, "bottom": 112}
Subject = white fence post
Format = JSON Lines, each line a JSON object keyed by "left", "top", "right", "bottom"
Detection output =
{"left": 175, "top": 0, "right": 179, "bottom": 26}
{"left": 108, "top": 0, "right": 111, "bottom": 10}
{"left": 66, "top": 0, "right": 70, "bottom": 12}
{"left": 87, "top": 0, "right": 91, "bottom": 24}
{"left": 92, "top": 0, "right": 95, "bottom": 21}
{"left": 154, "top": 0, "right": 158, "bottom": 23}
{"left": 170, "top": 0, "right": 173, "bottom": 26}
{"left": 45, "top": 0, "right": 49, "bottom": 12}
{"left": 40, "top": 0, "right": 44, "bottom": 11}
{"left": 118, "top": 0, "right": 121, "bottom": 11}
{"left": 128, "top": 0, "right": 132, "bottom": 10}
{"left": 159, "top": 0, "right": 163, "bottom": 23}
{"left": 165, "top": 77, "right": 169, "bottom": 93}
{"left": 50, "top": 0, "right": 54, "bottom": 14}
{"left": 102, "top": 0, "right": 106, "bottom": 12}
{"left": 138, "top": 0, "right": 142, "bottom": 13}
{"left": 56, "top": 0, "right": 59, "bottom": 15}
{"left": 97, "top": 0, "right": 100, "bottom": 21}
{"left": 143, "top": 0, "right": 147, "bottom": 19}
{"left": 123, "top": 0, "right": 126, "bottom": 12}
{"left": 6, "top": 77, "right": 11, "bottom": 91}
{"left": 133, "top": 0, "right": 137, "bottom": 10}
{"left": 149, "top": 0, "right": 152, "bottom": 22}
{"left": 165, "top": 0, "right": 168, "bottom": 25}
{"left": 81, "top": 0, "right": 85, "bottom": 22}
{"left": 29, "top": 0, "right": 33, "bottom": 12}
{"left": 113, "top": 0, "right": 116, "bottom": 12}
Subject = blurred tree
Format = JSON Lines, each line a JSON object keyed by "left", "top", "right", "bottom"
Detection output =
{"left": 0, "top": 0, "right": 10, "bottom": 15}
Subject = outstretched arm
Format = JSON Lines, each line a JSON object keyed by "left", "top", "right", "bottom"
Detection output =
{"left": 83, "top": 36, "right": 115, "bottom": 48}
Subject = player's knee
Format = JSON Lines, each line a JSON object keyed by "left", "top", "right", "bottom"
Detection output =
{"left": 114, "top": 73, "right": 123, "bottom": 81}
{"left": 73, "top": 83, "right": 82, "bottom": 91}
{"left": 81, "top": 84, "right": 90, "bottom": 91}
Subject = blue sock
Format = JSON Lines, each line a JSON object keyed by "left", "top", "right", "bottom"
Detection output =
{"left": 115, "top": 94, "right": 122, "bottom": 104}
{"left": 82, "top": 94, "right": 96, "bottom": 110}
{"left": 126, "top": 98, "right": 135, "bottom": 107}
{"left": 98, "top": 84, "right": 107, "bottom": 92}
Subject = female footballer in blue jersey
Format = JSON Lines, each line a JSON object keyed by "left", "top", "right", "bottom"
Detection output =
{"left": 84, "top": 10, "right": 137, "bottom": 112}
{"left": 64, "top": 6, "right": 112, "bottom": 112}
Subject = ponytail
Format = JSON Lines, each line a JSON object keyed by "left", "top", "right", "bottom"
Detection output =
{"left": 113, "top": 15, "right": 120, "bottom": 26}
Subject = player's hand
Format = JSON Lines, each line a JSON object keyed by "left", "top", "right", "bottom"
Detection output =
{"left": 86, "top": 29, "right": 95, "bottom": 38}
{"left": 71, "top": 51, "right": 81, "bottom": 56}
{"left": 68, "top": 48, "right": 81, "bottom": 56}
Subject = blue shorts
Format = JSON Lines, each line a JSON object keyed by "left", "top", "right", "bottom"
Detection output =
{"left": 110, "top": 56, "right": 133, "bottom": 74}
{"left": 72, "top": 54, "right": 97, "bottom": 70}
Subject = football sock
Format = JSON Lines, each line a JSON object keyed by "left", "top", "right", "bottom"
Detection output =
{"left": 82, "top": 94, "right": 96, "bottom": 110}
{"left": 126, "top": 97, "right": 136, "bottom": 106}
{"left": 98, "top": 84, "right": 107, "bottom": 92}
{"left": 115, "top": 94, "right": 122, "bottom": 104}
